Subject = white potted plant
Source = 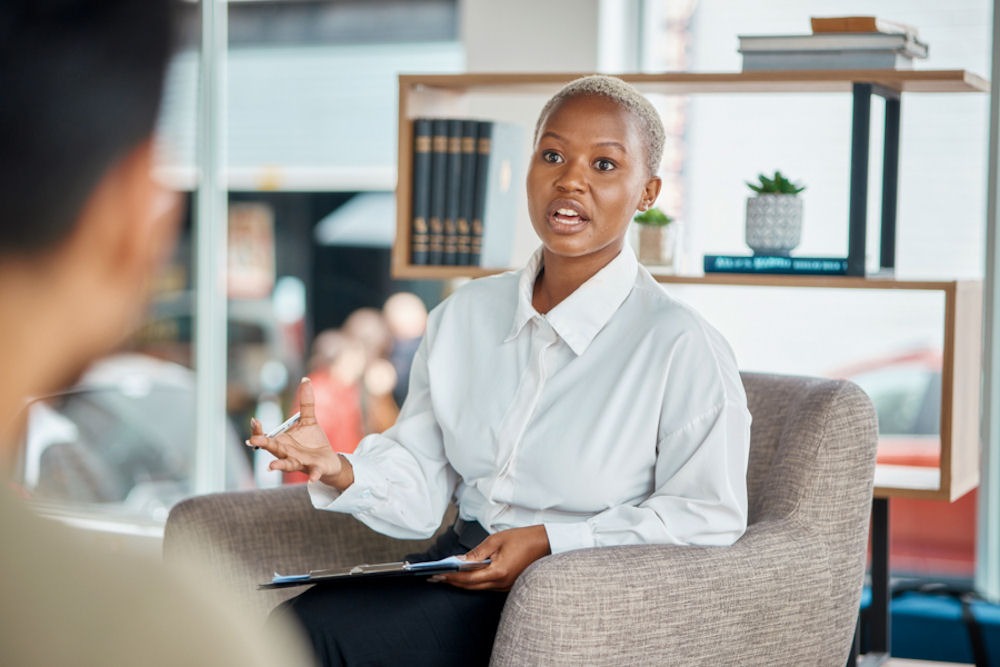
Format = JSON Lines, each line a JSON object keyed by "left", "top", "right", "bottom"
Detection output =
{"left": 745, "top": 170, "right": 805, "bottom": 256}
{"left": 633, "top": 206, "right": 676, "bottom": 267}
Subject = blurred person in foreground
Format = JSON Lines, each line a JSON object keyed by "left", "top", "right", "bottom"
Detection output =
{"left": 0, "top": 2, "right": 311, "bottom": 665}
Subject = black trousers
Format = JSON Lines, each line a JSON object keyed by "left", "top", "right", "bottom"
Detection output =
{"left": 270, "top": 521, "right": 507, "bottom": 667}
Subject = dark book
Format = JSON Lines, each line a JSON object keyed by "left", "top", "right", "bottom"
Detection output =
{"left": 470, "top": 121, "right": 524, "bottom": 268}
{"left": 427, "top": 118, "right": 449, "bottom": 265}
{"left": 442, "top": 119, "right": 464, "bottom": 266}
{"left": 409, "top": 118, "right": 433, "bottom": 265}
{"left": 704, "top": 254, "right": 849, "bottom": 275}
{"left": 456, "top": 120, "right": 479, "bottom": 266}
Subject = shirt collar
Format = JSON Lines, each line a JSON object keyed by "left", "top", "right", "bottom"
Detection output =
{"left": 506, "top": 246, "right": 639, "bottom": 356}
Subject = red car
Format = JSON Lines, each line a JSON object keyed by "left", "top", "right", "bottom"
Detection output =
{"left": 833, "top": 348, "right": 976, "bottom": 578}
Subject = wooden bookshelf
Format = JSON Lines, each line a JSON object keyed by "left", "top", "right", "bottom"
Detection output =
{"left": 393, "top": 69, "right": 988, "bottom": 279}
{"left": 649, "top": 274, "right": 982, "bottom": 502}
{"left": 392, "top": 70, "right": 988, "bottom": 501}
{"left": 398, "top": 69, "right": 987, "bottom": 97}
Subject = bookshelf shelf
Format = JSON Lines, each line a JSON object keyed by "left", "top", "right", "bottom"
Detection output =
{"left": 392, "top": 69, "right": 988, "bottom": 500}
{"left": 649, "top": 275, "right": 982, "bottom": 502}
{"left": 401, "top": 69, "right": 988, "bottom": 95}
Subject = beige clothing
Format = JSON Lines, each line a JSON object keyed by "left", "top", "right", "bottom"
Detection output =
{"left": 0, "top": 489, "right": 315, "bottom": 667}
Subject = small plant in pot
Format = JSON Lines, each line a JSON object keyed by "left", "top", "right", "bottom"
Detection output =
{"left": 745, "top": 171, "right": 805, "bottom": 256}
{"left": 633, "top": 206, "right": 675, "bottom": 267}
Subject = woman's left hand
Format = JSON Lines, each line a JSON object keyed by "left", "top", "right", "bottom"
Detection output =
{"left": 433, "top": 525, "right": 551, "bottom": 591}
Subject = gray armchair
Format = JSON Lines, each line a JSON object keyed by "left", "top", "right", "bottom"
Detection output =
{"left": 164, "top": 372, "right": 878, "bottom": 666}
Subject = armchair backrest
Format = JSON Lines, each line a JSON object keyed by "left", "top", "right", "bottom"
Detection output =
{"left": 742, "top": 370, "right": 877, "bottom": 524}
{"left": 741, "top": 371, "right": 879, "bottom": 654}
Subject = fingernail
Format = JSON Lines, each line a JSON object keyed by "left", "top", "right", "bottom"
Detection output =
{"left": 428, "top": 575, "right": 444, "bottom": 583}
{"left": 301, "top": 376, "right": 310, "bottom": 384}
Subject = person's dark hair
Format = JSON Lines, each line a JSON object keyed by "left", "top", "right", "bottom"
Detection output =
{"left": 0, "top": 0, "right": 175, "bottom": 256}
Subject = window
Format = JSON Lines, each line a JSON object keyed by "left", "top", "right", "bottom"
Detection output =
{"left": 13, "top": 0, "right": 460, "bottom": 531}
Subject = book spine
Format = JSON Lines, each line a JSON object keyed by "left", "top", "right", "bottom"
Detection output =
{"left": 427, "top": 119, "right": 449, "bottom": 265}
{"left": 409, "top": 118, "right": 432, "bottom": 266}
{"left": 456, "top": 120, "right": 478, "bottom": 266}
{"left": 470, "top": 121, "right": 493, "bottom": 267}
{"left": 442, "top": 119, "right": 464, "bottom": 266}
{"left": 704, "top": 255, "right": 848, "bottom": 275}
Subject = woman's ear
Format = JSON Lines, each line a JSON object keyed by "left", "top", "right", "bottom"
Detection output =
{"left": 639, "top": 176, "right": 663, "bottom": 211}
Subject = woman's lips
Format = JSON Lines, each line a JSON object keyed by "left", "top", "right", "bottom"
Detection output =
{"left": 546, "top": 200, "right": 590, "bottom": 233}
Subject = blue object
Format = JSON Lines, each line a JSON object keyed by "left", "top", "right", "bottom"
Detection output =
{"left": 860, "top": 585, "right": 1000, "bottom": 664}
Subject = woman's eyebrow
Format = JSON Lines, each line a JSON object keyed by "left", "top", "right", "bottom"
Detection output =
{"left": 593, "top": 140, "right": 627, "bottom": 152}
{"left": 540, "top": 131, "right": 627, "bottom": 153}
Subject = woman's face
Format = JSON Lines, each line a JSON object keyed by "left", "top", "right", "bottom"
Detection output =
{"left": 527, "top": 94, "right": 661, "bottom": 266}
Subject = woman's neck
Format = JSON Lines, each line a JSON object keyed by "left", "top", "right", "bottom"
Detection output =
{"left": 531, "top": 247, "right": 620, "bottom": 314}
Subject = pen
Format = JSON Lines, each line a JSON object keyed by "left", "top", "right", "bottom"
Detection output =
{"left": 265, "top": 412, "right": 301, "bottom": 438}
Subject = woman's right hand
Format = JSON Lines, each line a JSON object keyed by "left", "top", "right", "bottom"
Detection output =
{"left": 246, "top": 377, "right": 353, "bottom": 489}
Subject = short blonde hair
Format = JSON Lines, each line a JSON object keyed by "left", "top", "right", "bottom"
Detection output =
{"left": 534, "top": 75, "right": 665, "bottom": 177}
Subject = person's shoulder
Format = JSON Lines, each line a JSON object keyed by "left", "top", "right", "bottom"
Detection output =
{"left": 450, "top": 269, "right": 520, "bottom": 302}
{"left": 629, "top": 269, "right": 742, "bottom": 382}
{"left": 629, "top": 269, "right": 712, "bottom": 334}
{"left": 428, "top": 269, "right": 520, "bottom": 323}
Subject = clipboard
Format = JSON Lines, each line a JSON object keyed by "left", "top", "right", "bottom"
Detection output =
{"left": 260, "top": 555, "right": 491, "bottom": 589}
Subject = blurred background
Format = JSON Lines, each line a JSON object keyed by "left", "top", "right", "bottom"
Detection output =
{"left": 6, "top": 0, "right": 992, "bottom": 602}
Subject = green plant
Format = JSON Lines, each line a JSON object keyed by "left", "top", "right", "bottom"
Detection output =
{"left": 633, "top": 206, "right": 674, "bottom": 226}
{"left": 746, "top": 170, "right": 805, "bottom": 195}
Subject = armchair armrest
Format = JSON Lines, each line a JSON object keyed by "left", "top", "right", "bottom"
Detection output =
{"left": 164, "top": 485, "right": 446, "bottom": 618}
{"left": 492, "top": 519, "right": 855, "bottom": 666}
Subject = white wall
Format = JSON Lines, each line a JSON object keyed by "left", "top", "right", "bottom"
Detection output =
{"left": 458, "top": 0, "right": 642, "bottom": 263}
{"left": 456, "top": 0, "right": 991, "bottom": 376}
{"left": 684, "top": 0, "right": 991, "bottom": 281}
{"left": 460, "top": 0, "right": 601, "bottom": 72}
{"left": 674, "top": 0, "right": 991, "bottom": 375}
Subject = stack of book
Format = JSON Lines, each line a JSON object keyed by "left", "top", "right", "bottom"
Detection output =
{"left": 409, "top": 117, "right": 524, "bottom": 267}
{"left": 739, "top": 16, "right": 928, "bottom": 71}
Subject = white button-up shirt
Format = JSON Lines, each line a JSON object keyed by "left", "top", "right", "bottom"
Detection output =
{"left": 309, "top": 247, "right": 751, "bottom": 554}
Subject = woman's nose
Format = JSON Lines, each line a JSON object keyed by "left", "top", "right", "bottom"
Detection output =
{"left": 555, "top": 159, "right": 587, "bottom": 192}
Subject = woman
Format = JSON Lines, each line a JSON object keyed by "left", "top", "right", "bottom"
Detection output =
{"left": 249, "top": 75, "right": 751, "bottom": 666}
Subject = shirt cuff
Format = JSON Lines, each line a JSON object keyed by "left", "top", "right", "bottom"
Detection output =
{"left": 306, "top": 455, "right": 384, "bottom": 514}
{"left": 543, "top": 521, "right": 596, "bottom": 554}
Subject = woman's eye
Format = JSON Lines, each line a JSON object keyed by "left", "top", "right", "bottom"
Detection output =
{"left": 541, "top": 150, "right": 562, "bottom": 164}
{"left": 594, "top": 159, "right": 616, "bottom": 172}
